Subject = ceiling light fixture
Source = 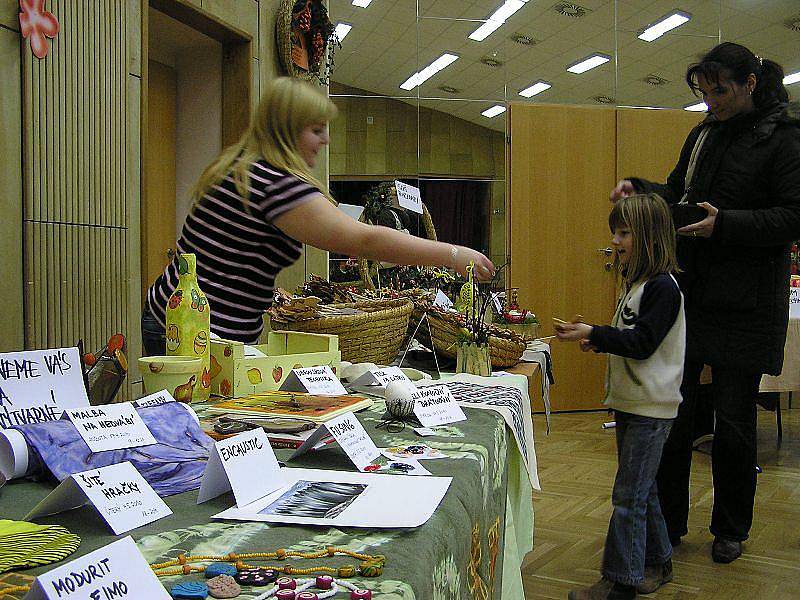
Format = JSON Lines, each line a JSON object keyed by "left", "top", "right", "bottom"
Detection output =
{"left": 352, "top": 0, "right": 372, "bottom": 7}
{"left": 684, "top": 101, "right": 707, "bottom": 112}
{"left": 469, "top": 0, "right": 528, "bottom": 42}
{"left": 553, "top": 3, "right": 589, "bottom": 18}
{"left": 482, "top": 105, "right": 507, "bottom": 118}
{"left": 784, "top": 71, "right": 800, "bottom": 85}
{"left": 519, "top": 80, "right": 551, "bottom": 97}
{"left": 399, "top": 53, "right": 459, "bottom": 90}
{"left": 638, "top": 11, "right": 691, "bottom": 42}
{"left": 567, "top": 53, "right": 611, "bottom": 74}
{"left": 334, "top": 23, "right": 352, "bottom": 42}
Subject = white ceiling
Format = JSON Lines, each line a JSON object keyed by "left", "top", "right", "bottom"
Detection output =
{"left": 328, "top": 0, "right": 800, "bottom": 131}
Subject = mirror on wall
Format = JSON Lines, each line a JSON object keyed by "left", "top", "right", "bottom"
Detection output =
{"left": 324, "top": 0, "right": 800, "bottom": 287}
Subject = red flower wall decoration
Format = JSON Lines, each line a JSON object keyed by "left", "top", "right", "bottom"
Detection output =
{"left": 19, "top": 0, "right": 59, "bottom": 59}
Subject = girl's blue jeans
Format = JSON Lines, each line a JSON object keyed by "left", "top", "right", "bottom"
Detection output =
{"left": 602, "top": 410, "right": 674, "bottom": 586}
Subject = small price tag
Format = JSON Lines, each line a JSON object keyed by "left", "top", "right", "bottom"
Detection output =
{"left": 132, "top": 389, "right": 177, "bottom": 409}
{"left": 197, "top": 429, "right": 282, "bottom": 507}
{"left": 24, "top": 536, "right": 170, "bottom": 600}
{"left": 395, "top": 181, "right": 423, "bottom": 214}
{"left": 280, "top": 366, "right": 347, "bottom": 396}
{"left": 66, "top": 404, "right": 157, "bottom": 453}
{"left": 411, "top": 385, "right": 467, "bottom": 428}
{"left": 289, "top": 411, "right": 380, "bottom": 471}
{"left": 25, "top": 462, "right": 172, "bottom": 535}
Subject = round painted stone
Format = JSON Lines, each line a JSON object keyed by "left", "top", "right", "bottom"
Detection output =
{"left": 234, "top": 568, "right": 278, "bottom": 586}
{"left": 276, "top": 576, "right": 297, "bottom": 590}
{"left": 296, "top": 593, "right": 318, "bottom": 600}
{"left": 315, "top": 575, "right": 334, "bottom": 590}
{"left": 170, "top": 581, "right": 209, "bottom": 599}
{"left": 350, "top": 589, "right": 372, "bottom": 600}
{"left": 206, "top": 575, "right": 241, "bottom": 599}
{"left": 275, "top": 590, "right": 296, "bottom": 600}
{"left": 205, "top": 563, "right": 238, "bottom": 579}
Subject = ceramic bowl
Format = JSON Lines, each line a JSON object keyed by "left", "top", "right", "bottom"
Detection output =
{"left": 138, "top": 355, "right": 202, "bottom": 402}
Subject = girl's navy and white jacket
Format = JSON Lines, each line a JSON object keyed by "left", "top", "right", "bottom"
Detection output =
{"left": 588, "top": 274, "right": 685, "bottom": 420}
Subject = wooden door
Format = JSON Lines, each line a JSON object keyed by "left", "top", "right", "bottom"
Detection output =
{"left": 142, "top": 60, "right": 177, "bottom": 300}
{"left": 509, "top": 104, "right": 617, "bottom": 411}
{"left": 616, "top": 108, "right": 703, "bottom": 187}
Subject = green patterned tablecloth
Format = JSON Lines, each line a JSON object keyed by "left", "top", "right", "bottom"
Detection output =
{"left": 0, "top": 397, "right": 534, "bottom": 599}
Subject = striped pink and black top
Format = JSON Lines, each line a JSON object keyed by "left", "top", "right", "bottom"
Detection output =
{"left": 147, "top": 160, "right": 319, "bottom": 343}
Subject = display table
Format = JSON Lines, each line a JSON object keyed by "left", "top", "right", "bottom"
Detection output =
{"left": 760, "top": 316, "right": 800, "bottom": 393}
{"left": 0, "top": 388, "right": 534, "bottom": 599}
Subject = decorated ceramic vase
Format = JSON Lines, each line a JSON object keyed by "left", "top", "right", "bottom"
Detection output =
{"left": 165, "top": 254, "right": 211, "bottom": 402}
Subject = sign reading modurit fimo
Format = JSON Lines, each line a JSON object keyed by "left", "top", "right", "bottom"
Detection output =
{"left": 0, "top": 347, "right": 89, "bottom": 429}
{"left": 23, "top": 536, "right": 170, "bottom": 600}
{"left": 411, "top": 385, "right": 467, "bottom": 428}
{"left": 66, "top": 404, "right": 157, "bottom": 453}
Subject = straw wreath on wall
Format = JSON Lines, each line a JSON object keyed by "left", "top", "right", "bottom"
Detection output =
{"left": 277, "top": 0, "right": 339, "bottom": 84}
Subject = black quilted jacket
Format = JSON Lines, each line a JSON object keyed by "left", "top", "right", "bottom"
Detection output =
{"left": 631, "top": 101, "right": 800, "bottom": 375}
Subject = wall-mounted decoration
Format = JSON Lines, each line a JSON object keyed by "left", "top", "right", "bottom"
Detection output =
{"left": 277, "top": 0, "right": 338, "bottom": 84}
{"left": 19, "top": 0, "right": 59, "bottom": 59}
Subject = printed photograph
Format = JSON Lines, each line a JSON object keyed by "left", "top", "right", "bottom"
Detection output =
{"left": 258, "top": 481, "right": 367, "bottom": 519}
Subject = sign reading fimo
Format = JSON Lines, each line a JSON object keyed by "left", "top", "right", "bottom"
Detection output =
{"left": 394, "top": 181, "right": 423, "bottom": 214}
{"left": 23, "top": 536, "right": 170, "bottom": 600}
{"left": 280, "top": 366, "right": 347, "bottom": 396}
{"left": 411, "top": 385, "right": 467, "bottom": 428}
{"left": 0, "top": 347, "right": 88, "bottom": 429}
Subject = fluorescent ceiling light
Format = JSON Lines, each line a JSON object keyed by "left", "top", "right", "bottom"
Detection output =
{"left": 519, "top": 81, "right": 551, "bottom": 97}
{"left": 638, "top": 11, "right": 691, "bottom": 42}
{"left": 684, "top": 101, "right": 707, "bottom": 112}
{"left": 784, "top": 71, "right": 800, "bottom": 85}
{"left": 334, "top": 23, "right": 352, "bottom": 42}
{"left": 352, "top": 0, "right": 372, "bottom": 7}
{"left": 567, "top": 53, "right": 611, "bottom": 74}
{"left": 399, "top": 53, "right": 459, "bottom": 90}
{"left": 469, "top": 0, "right": 527, "bottom": 42}
{"left": 482, "top": 105, "right": 507, "bottom": 118}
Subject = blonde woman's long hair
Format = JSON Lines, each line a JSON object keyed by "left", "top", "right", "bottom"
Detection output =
{"left": 191, "top": 77, "right": 338, "bottom": 206}
{"left": 609, "top": 193, "right": 679, "bottom": 285}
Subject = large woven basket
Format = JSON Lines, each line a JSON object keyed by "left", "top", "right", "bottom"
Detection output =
{"left": 410, "top": 307, "right": 526, "bottom": 368}
{"left": 272, "top": 298, "right": 413, "bottom": 364}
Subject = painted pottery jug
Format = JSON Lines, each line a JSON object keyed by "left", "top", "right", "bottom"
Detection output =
{"left": 165, "top": 254, "right": 211, "bottom": 402}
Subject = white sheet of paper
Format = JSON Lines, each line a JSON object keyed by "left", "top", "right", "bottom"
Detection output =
{"left": 434, "top": 289, "right": 454, "bottom": 310}
{"left": 350, "top": 366, "right": 411, "bottom": 388}
{"left": 394, "top": 180, "right": 423, "bottom": 214}
{"left": 25, "top": 462, "right": 172, "bottom": 535}
{"left": 289, "top": 411, "right": 380, "bottom": 471}
{"left": 413, "top": 426, "right": 437, "bottom": 437}
{"left": 213, "top": 467, "right": 451, "bottom": 528}
{"left": 66, "top": 404, "right": 157, "bottom": 453}
{"left": 23, "top": 536, "right": 170, "bottom": 600}
{"left": 0, "top": 347, "right": 88, "bottom": 429}
{"left": 411, "top": 385, "right": 467, "bottom": 427}
{"left": 197, "top": 429, "right": 282, "bottom": 507}
{"left": 132, "top": 389, "right": 176, "bottom": 409}
{"left": 280, "top": 366, "right": 347, "bottom": 395}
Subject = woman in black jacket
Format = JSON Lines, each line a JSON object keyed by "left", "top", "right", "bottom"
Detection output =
{"left": 610, "top": 42, "right": 800, "bottom": 570}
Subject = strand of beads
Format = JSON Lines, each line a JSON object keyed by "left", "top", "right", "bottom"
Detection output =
{"left": 252, "top": 575, "right": 373, "bottom": 600}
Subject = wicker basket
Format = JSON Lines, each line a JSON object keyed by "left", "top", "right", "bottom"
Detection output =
{"left": 410, "top": 308, "right": 526, "bottom": 368}
{"left": 272, "top": 298, "right": 413, "bottom": 364}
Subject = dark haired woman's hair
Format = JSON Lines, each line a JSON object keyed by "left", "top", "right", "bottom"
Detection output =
{"left": 686, "top": 42, "right": 788, "bottom": 108}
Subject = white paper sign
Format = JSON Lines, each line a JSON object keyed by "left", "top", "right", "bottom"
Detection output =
{"left": 280, "top": 366, "right": 347, "bottom": 396}
{"left": 0, "top": 347, "right": 89, "bottom": 429}
{"left": 411, "top": 385, "right": 467, "bottom": 427}
{"left": 25, "top": 462, "right": 172, "bottom": 535}
{"left": 395, "top": 180, "right": 423, "bottom": 214}
{"left": 290, "top": 411, "right": 380, "bottom": 471}
{"left": 24, "top": 536, "right": 171, "bottom": 600}
{"left": 351, "top": 366, "right": 411, "bottom": 388}
{"left": 790, "top": 286, "right": 800, "bottom": 318}
{"left": 66, "top": 404, "right": 157, "bottom": 453}
{"left": 132, "top": 389, "right": 176, "bottom": 409}
{"left": 197, "top": 429, "right": 282, "bottom": 507}
{"left": 434, "top": 290, "right": 454, "bottom": 310}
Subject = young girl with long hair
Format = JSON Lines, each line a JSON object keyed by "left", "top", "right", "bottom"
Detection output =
{"left": 558, "top": 194, "right": 684, "bottom": 599}
{"left": 143, "top": 77, "right": 494, "bottom": 354}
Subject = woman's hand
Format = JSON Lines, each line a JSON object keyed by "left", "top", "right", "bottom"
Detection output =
{"left": 555, "top": 322, "right": 593, "bottom": 342}
{"left": 452, "top": 246, "right": 495, "bottom": 281}
{"left": 610, "top": 180, "right": 635, "bottom": 202}
{"left": 579, "top": 339, "right": 598, "bottom": 353}
{"left": 676, "top": 202, "right": 718, "bottom": 238}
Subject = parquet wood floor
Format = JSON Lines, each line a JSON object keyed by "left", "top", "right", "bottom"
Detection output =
{"left": 522, "top": 408, "right": 800, "bottom": 599}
